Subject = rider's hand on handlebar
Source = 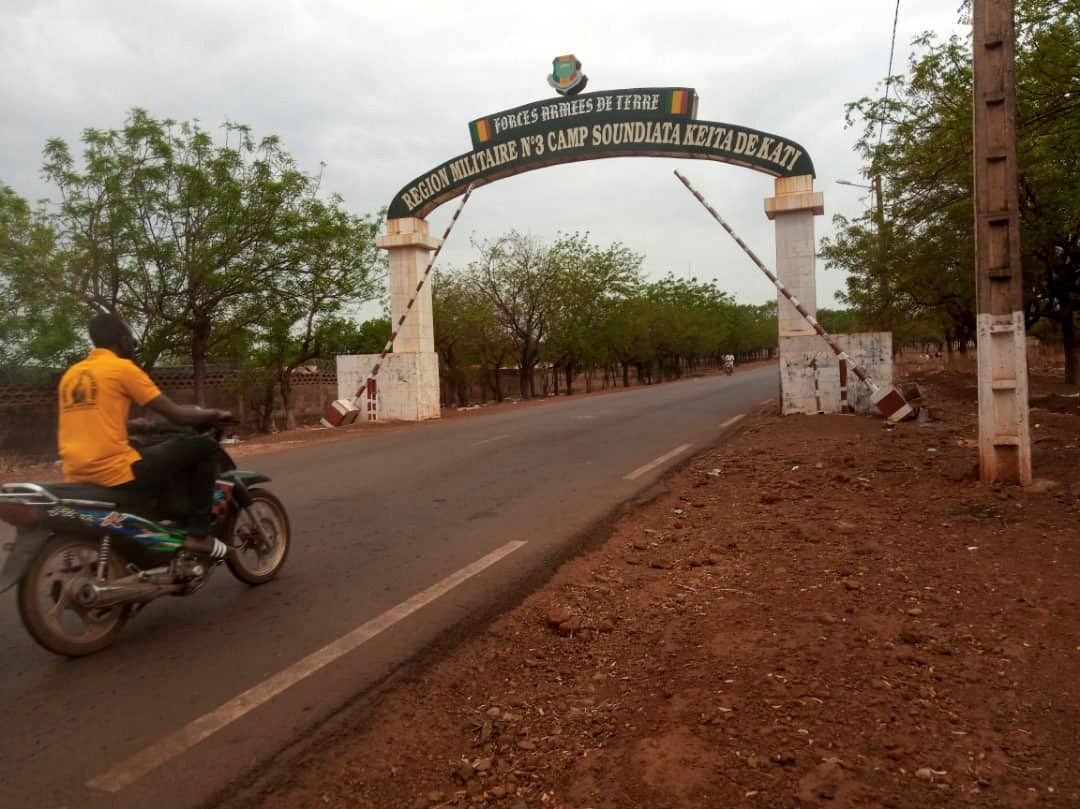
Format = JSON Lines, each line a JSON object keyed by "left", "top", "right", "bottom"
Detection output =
{"left": 205, "top": 409, "right": 235, "bottom": 424}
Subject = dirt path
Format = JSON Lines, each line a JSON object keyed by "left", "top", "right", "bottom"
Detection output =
{"left": 221, "top": 365, "right": 1079, "bottom": 809}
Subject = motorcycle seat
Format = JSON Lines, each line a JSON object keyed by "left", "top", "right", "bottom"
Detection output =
{"left": 39, "top": 482, "right": 145, "bottom": 510}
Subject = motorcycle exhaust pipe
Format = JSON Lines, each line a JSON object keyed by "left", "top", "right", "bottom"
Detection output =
{"left": 76, "top": 579, "right": 184, "bottom": 608}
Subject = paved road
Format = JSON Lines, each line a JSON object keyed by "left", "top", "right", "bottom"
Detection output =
{"left": 0, "top": 366, "right": 776, "bottom": 809}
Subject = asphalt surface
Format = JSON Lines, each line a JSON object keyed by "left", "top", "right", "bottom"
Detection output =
{"left": 0, "top": 366, "right": 777, "bottom": 809}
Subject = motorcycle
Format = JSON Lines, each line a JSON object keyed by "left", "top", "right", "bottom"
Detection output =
{"left": 0, "top": 422, "right": 290, "bottom": 657}
{"left": 723, "top": 358, "right": 735, "bottom": 375}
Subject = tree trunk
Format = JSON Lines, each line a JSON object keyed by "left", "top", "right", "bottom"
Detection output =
{"left": 280, "top": 375, "right": 297, "bottom": 431}
{"left": 440, "top": 347, "right": 456, "bottom": 406}
{"left": 565, "top": 363, "right": 574, "bottom": 396}
{"left": 522, "top": 346, "right": 538, "bottom": 398}
{"left": 455, "top": 371, "right": 469, "bottom": 406}
{"left": 191, "top": 320, "right": 212, "bottom": 406}
{"left": 1063, "top": 314, "right": 1080, "bottom": 385}
{"left": 256, "top": 377, "right": 276, "bottom": 433}
{"left": 622, "top": 362, "right": 630, "bottom": 388}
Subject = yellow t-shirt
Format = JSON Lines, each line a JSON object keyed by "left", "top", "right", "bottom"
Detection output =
{"left": 57, "top": 348, "right": 162, "bottom": 485}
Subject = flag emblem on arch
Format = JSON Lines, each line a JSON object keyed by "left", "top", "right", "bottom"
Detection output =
{"left": 470, "top": 118, "right": 493, "bottom": 144}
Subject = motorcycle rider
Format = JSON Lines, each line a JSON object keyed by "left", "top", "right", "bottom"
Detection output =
{"left": 57, "top": 313, "right": 232, "bottom": 558}
{"left": 723, "top": 352, "right": 735, "bottom": 372}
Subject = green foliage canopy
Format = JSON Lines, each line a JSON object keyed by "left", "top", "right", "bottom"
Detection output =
{"left": 821, "top": 0, "right": 1080, "bottom": 380}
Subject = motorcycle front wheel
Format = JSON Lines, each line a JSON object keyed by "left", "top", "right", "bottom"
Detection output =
{"left": 224, "top": 488, "right": 290, "bottom": 586}
{"left": 17, "top": 533, "right": 129, "bottom": 657}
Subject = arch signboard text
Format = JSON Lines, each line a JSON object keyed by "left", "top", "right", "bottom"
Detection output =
{"left": 388, "top": 86, "right": 815, "bottom": 219}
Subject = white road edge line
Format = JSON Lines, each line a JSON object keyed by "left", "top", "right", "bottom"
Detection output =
{"left": 623, "top": 443, "right": 693, "bottom": 481}
{"left": 720, "top": 414, "right": 745, "bottom": 429}
{"left": 472, "top": 434, "right": 510, "bottom": 446}
{"left": 87, "top": 540, "right": 528, "bottom": 794}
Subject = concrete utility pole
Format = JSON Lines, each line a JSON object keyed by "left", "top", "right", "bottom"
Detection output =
{"left": 972, "top": 0, "right": 1032, "bottom": 484}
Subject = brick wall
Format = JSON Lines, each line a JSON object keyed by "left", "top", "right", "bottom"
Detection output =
{"left": 0, "top": 370, "right": 339, "bottom": 459}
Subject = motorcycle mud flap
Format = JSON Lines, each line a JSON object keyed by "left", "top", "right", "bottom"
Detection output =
{"left": 0, "top": 526, "right": 52, "bottom": 594}
{"left": 219, "top": 471, "right": 271, "bottom": 509}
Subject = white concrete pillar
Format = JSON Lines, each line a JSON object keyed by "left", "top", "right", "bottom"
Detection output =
{"left": 377, "top": 217, "right": 441, "bottom": 353}
{"left": 764, "top": 175, "right": 824, "bottom": 336}
{"left": 764, "top": 176, "right": 826, "bottom": 414}
{"left": 369, "top": 217, "right": 442, "bottom": 420}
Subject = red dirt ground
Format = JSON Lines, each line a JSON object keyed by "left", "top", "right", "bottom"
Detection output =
{"left": 4, "top": 360, "right": 1076, "bottom": 808}
{"left": 213, "top": 361, "right": 1080, "bottom": 809}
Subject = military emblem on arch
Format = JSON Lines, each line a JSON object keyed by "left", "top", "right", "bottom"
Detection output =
{"left": 547, "top": 54, "right": 587, "bottom": 96}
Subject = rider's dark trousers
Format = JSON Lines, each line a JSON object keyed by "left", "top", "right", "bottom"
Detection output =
{"left": 113, "top": 435, "right": 219, "bottom": 535}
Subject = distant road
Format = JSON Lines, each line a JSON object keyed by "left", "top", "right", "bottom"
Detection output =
{"left": 0, "top": 365, "right": 777, "bottom": 809}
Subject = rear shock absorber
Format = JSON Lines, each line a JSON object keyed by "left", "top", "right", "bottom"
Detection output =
{"left": 96, "top": 537, "right": 112, "bottom": 582}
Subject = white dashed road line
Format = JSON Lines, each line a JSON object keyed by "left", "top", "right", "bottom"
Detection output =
{"left": 87, "top": 540, "right": 527, "bottom": 793}
{"left": 472, "top": 434, "right": 510, "bottom": 446}
{"left": 623, "top": 444, "right": 693, "bottom": 481}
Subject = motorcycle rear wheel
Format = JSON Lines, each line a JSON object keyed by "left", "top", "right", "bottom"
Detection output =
{"left": 17, "top": 533, "right": 129, "bottom": 657}
{"left": 224, "top": 488, "right": 290, "bottom": 586}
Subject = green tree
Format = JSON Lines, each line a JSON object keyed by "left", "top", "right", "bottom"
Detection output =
{"left": 42, "top": 109, "right": 320, "bottom": 399}
{"left": 816, "top": 307, "right": 857, "bottom": 336}
{"left": 595, "top": 292, "right": 656, "bottom": 387}
{"left": 643, "top": 275, "right": 736, "bottom": 378}
{"left": 244, "top": 199, "right": 383, "bottom": 429}
{"left": 821, "top": 32, "right": 977, "bottom": 351}
{"left": 1015, "top": 0, "right": 1080, "bottom": 381}
{"left": 432, "top": 270, "right": 475, "bottom": 406}
{"left": 544, "top": 232, "right": 643, "bottom": 394}
{"left": 433, "top": 269, "right": 514, "bottom": 405}
{"left": 464, "top": 231, "right": 556, "bottom": 399}
{"left": 431, "top": 238, "right": 780, "bottom": 403}
{"left": 337, "top": 316, "right": 393, "bottom": 356}
{"left": 731, "top": 301, "right": 779, "bottom": 357}
{"left": 0, "top": 183, "right": 84, "bottom": 374}
{"left": 822, "top": 0, "right": 1080, "bottom": 379}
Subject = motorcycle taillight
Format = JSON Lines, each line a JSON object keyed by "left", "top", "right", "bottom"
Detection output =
{"left": 0, "top": 502, "right": 41, "bottom": 526}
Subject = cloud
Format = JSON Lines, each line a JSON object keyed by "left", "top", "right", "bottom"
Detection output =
{"left": 1, "top": 0, "right": 967, "bottom": 310}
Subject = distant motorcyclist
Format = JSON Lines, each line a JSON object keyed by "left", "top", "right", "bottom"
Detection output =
{"left": 57, "top": 313, "right": 232, "bottom": 558}
{"left": 723, "top": 353, "right": 735, "bottom": 374}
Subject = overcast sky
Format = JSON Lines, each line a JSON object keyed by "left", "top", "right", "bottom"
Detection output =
{"left": 1, "top": 1, "right": 969, "bottom": 317}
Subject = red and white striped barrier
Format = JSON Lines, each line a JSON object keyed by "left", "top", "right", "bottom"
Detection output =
{"left": 321, "top": 185, "right": 475, "bottom": 428}
{"left": 674, "top": 170, "right": 914, "bottom": 423}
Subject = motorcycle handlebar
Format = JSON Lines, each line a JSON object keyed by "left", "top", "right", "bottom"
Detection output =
{"left": 129, "top": 415, "right": 237, "bottom": 443}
